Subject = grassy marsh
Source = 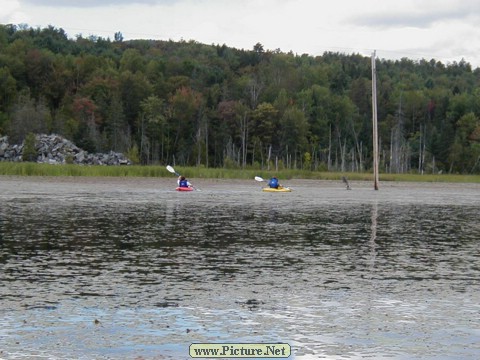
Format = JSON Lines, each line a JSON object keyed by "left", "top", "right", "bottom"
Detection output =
{"left": 0, "top": 162, "right": 479, "bottom": 183}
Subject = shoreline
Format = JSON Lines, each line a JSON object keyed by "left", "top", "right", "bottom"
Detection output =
{"left": 2, "top": 174, "right": 480, "bottom": 192}
{"left": 1, "top": 163, "right": 480, "bottom": 184}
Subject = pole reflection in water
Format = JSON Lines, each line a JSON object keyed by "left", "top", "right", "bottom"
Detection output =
{"left": 369, "top": 201, "right": 378, "bottom": 271}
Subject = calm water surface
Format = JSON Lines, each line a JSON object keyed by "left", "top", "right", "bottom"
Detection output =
{"left": 0, "top": 176, "right": 479, "bottom": 359}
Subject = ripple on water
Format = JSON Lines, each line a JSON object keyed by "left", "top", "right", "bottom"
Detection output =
{"left": 0, "top": 179, "right": 479, "bottom": 359}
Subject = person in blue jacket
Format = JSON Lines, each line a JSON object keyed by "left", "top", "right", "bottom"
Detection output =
{"left": 268, "top": 176, "right": 279, "bottom": 189}
{"left": 177, "top": 176, "right": 190, "bottom": 188}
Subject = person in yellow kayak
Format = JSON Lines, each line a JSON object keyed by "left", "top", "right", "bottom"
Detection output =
{"left": 267, "top": 176, "right": 280, "bottom": 189}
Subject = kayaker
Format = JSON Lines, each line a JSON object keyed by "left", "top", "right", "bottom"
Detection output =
{"left": 177, "top": 176, "right": 190, "bottom": 188}
{"left": 268, "top": 176, "right": 280, "bottom": 189}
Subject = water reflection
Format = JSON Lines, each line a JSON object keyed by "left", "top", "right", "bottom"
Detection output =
{"left": 0, "top": 179, "right": 479, "bottom": 359}
{"left": 369, "top": 201, "right": 378, "bottom": 274}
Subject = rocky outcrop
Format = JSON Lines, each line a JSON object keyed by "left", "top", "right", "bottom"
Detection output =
{"left": 0, "top": 134, "right": 131, "bottom": 165}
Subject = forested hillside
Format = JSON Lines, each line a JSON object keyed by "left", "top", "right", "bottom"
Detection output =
{"left": 1, "top": 24, "right": 479, "bottom": 173}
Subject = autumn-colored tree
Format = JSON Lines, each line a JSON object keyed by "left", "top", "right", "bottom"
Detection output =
{"left": 72, "top": 96, "right": 99, "bottom": 152}
{"left": 2, "top": 24, "right": 480, "bottom": 173}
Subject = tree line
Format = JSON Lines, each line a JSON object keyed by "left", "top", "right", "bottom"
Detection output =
{"left": 1, "top": 24, "right": 479, "bottom": 173}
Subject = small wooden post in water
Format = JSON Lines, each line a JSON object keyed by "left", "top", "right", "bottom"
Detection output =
{"left": 371, "top": 51, "right": 379, "bottom": 190}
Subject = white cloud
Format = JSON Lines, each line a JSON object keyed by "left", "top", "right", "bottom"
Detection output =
{"left": 351, "top": 1, "right": 480, "bottom": 29}
{"left": 0, "top": 0, "right": 30, "bottom": 24}
{"left": 22, "top": 0, "right": 174, "bottom": 7}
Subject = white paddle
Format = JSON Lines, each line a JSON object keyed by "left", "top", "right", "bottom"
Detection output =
{"left": 166, "top": 165, "right": 180, "bottom": 176}
{"left": 166, "top": 165, "right": 200, "bottom": 191}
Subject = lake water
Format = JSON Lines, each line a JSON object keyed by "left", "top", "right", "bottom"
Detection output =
{"left": 0, "top": 176, "right": 479, "bottom": 360}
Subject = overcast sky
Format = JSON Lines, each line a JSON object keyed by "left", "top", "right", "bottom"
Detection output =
{"left": 2, "top": 0, "right": 480, "bottom": 68}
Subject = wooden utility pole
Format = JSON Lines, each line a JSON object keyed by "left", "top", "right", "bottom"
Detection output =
{"left": 371, "top": 51, "right": 379, "bottom": 190}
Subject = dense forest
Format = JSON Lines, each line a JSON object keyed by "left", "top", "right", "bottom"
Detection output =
{"left": 1, "top": 24, "right": 480, "bottom": 173}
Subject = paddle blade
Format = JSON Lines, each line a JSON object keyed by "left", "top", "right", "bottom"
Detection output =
{"left": 254, "top": 176, "right": 265, "bottom": 182}
{"left": 166, "top": 165, "right": 178, "bottom": 175}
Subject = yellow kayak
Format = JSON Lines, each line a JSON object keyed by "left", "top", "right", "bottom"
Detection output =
{"left": 262, "top": 186, "right": 292, "bottom": 192}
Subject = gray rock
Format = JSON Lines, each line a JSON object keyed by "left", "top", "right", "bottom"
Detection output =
{"left": 0, "top": 134, "right": 132, "bottom": 165}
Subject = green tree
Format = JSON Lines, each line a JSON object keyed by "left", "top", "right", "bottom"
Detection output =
{"left": 139, "top": 95, "right": 167, "bottom": 163}
{"left": 168, "top": 86, "right": 202, "bottom": 165}
{"left": 126, "top": 143, "right": 140, "bottom": 164}
{"left": 22, "top": 132, "right": 37, "bottom": 162}
{"left": 9, "top": 92, "right": 49, "bottom": 143}
{"left": 114, "top": 32, "right": 123, "bottom": 42}
{"left": 280, "top": 106, "right": 309, "bottom": 167}
{"left": 250, "top": 102, "right": 279, "bottom": 167}
{"left": 0, "top": 67, "right": 17, "bottom": 112}
{"left": 3, "top": 24, "right": 480, "bottom": 173}
{"left": 119, "top": 70, "right": 153, "bottom": 133}
{"left": 449, "top": 113, "right": 480, "bottom": 172}
{"left": 120, "top": 49, "right": 145, "bottom": 73}
{"left": 251, "top": 102, "right": 278, "bottom": 148}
